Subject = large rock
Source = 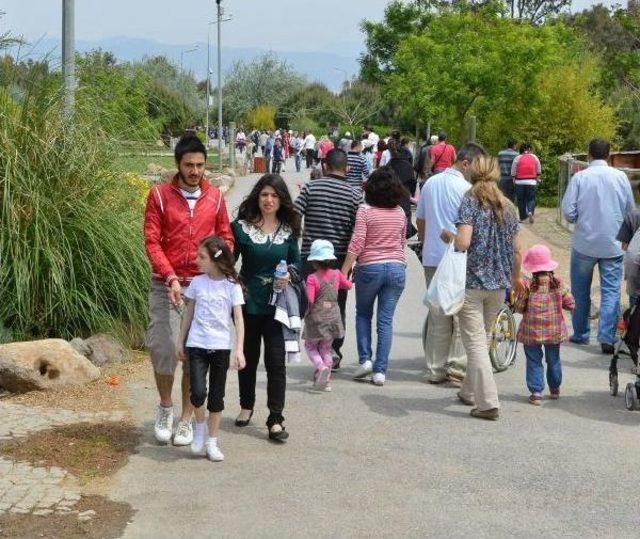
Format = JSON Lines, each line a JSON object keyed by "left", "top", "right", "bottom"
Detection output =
{"left": 0, "top": 339, "right": 100, "bottom": 394}
{"left": 83, "top": 333, "right": 130, "bottom": 367}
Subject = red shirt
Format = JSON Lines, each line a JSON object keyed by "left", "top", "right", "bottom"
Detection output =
{"left": 319, "top": 139, "right": 334, "bottom": 159}
{"left": 144, "top": 175, "right": 234, "bottom": 284}
{"left": 429, "top": 142, "right": 457, "bottom": 172}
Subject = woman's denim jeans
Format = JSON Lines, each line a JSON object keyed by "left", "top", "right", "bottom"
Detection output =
{"left": 354, "top": 262, "right": 406, "bottom": 374}
{"left": 570, "top": 249, "right": 622, "bottom": 345}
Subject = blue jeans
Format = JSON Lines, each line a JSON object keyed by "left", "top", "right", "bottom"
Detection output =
{"left": 354, "top": 262, "right": 406, "bottom": 374}
{"left": 294, "top": 153, "right": 302, "bottom": 172}
{"left": 523, "top": 344, "right": 561, "bottom": 393}
{"left": 515, "top": 184, "right": 537, "bottom": 221}
{"left": 570, "top": 249, "right": 622, "bottom": 345}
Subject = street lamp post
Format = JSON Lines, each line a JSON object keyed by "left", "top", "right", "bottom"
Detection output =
{"left": 205, "top": 21, "right": 215, "bottom": 148}
{"left": 62, "top": 0, "right": 75, "bottom": 120}
{"left": 180, "top": 46, "right": 198, "bottom": 74}
{"left": 216, "top": 0, "right": 223, "bottom": 173}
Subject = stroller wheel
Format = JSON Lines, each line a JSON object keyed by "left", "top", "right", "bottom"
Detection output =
{"left": 609, "top": 373, "right": 619, "bottom": 396}
{"left": 624, "top": 382, "right": 640, "bottom": 411}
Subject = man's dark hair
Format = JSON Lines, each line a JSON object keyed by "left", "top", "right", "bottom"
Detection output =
{"left": 351, "top": 139, "right": 362, "bottom": 150}
{"left": 365, "top": 167, "right": 408, "bottom": 208}
{"left": 325, "top": 148, "right": 348, "bottom": 172}
{"left": 589, "top": 138, "right": 610, "bottom": 160}
{"left": 456, "top": 142, "right": 487, "bottom": 164}
{"left": 175, "top": 136, "right": 207, "bottom": 164}
{"left": 438, "top": 131, "right": 447, "bottom": 141}
{"left": 507, "top": 138, "right": 517, "bottom": 149}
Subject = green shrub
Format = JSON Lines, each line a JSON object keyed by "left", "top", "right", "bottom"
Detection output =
{"left": 0, "top": 83, "right": 150, "bottom": 346}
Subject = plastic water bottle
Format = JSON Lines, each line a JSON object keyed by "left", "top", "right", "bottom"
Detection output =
{"left": 273, "top": 260, "right": 288, "bottom": 291}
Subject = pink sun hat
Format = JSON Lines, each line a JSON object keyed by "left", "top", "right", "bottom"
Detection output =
{"left": 522, "top": 244, "right": 559, "bottom": 273}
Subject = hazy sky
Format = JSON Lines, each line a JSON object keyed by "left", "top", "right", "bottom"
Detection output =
{"left": 1, "top": 1, "right": 626, "bottom": 52}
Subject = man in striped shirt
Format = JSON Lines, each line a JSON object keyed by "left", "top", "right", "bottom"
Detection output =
{"left": 295, "top": 148, "right": 362, "bottom": 367}
{"left": 346, "top": 140, "right": 370, "bottom": 191}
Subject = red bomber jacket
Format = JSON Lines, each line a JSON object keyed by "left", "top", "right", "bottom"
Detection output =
{"left": 144, "top": 175, "right": 234, "bottom": 285}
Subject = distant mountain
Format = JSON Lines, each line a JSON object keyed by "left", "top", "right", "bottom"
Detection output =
{"left": 9, "top": 36, "right": 362, "bottom": 92}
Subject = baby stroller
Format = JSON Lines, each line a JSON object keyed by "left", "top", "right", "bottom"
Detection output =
{"left": 609, "top": 304, "right": 640, "bottom": 410}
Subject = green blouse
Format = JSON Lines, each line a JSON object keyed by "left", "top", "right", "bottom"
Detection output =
{"left": 232, "top": 219, "right": 301, "bottom": 315}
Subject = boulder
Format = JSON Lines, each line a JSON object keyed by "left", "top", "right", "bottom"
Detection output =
{"left": 0, "top": 339, "right": 100, "bottom": 394}
{"left": 83, "top": 333, "right": 130, "bottom": 367}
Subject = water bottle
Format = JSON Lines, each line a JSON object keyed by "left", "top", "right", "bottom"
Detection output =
{"left": 273, "top": 260, "right": 288, "bottom": 291}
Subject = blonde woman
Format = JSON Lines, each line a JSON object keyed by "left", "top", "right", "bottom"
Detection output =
{"left": 442, "top": 155, "right": 523, "bottom": 420}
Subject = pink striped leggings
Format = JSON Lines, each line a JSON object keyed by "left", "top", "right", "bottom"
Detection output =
{"left": 304, "top": 339, "right": 333, "bottom": 374}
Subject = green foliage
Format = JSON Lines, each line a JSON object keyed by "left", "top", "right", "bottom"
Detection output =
{"left": 244, "top": 105, "right": 276, "bottom": 130}
{"left": 222, "top": 52, "right": 307, "bottom": 122}
{"left": 275, "top": 82, "right": 333, "bottom": 129}
{"left": 289, "top": 115, "right": 321, "bottom": 135}
{"left": 0, "top": 74, "right": 150, "bottom": 345}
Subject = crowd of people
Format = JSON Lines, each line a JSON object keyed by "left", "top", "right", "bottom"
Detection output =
{"left": 143, "top": 131, "right": 634, "bottom": 461}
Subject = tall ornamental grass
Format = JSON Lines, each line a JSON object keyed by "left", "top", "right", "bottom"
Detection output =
{"left": 0, "top": 83, "right": 150, "bottom": 346}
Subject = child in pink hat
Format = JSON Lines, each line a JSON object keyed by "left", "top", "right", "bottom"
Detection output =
{"left": 514, "top": 244, "right": 575, "bottom": 405}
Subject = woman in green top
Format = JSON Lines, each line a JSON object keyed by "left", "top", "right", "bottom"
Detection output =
{"left": 232, "top": 174, "right": 301, "bottom": 440}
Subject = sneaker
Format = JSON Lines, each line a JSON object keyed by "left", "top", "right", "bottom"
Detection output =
{"left": 353, "top": 360, "right": 373, "bottom": 379}
{"left": 529, "top": 393, "right": 542, "bottom": 405}
{"left": 470, "top": 408, "right": 500, "bottom": 420}
{"left": 205, "top": 438, "right": 224, "bottom": 462}
{"left": 173, "top": 420, "right": 193, "bottom": 446}
{"left": 549, "top": 388, "right": 560, "bottom": 400}
{"left": 315, "top": 367, "right": 330, "bottom": 389}
{"left": 323, "top": 384, "right": 332, "bottom": 392}
{"left": 154, "top": 405, "right": 174, "bottom": 443}
{"left": 372, "top": 373, "right": 385, "bottom": 386}
{"left": 528, "top": 213, "right": 534, "bottom": 224}
{"left": 191, "top": 423, "right": 207, "bottom": 454}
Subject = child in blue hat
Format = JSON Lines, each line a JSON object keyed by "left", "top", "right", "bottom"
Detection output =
{"left": 303, "top": 239, "right": 353, "bottom": 391}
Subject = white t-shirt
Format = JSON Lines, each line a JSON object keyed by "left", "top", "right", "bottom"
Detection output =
{"left": 184, "top": 275, "right": 245, "bottom": 350}
{"left": 379, "top": 149, "right": 391, "bottom": 167}
{"left": 303, "top": 134, "right": 316, "bottom": 150}
{"left": 416, "top": 168, "right": 471, "bottom": 267}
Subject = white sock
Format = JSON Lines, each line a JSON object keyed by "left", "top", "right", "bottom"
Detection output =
{"left": 207, "top": 436, "right": 218, "bottom": 445}
{"left": 194, "top": 422, "right": 207, "bottom": 437}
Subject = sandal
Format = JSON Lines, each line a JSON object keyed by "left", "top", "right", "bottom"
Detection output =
{"left": 268, "top": 424, "right": 289, "bottom": 441}
{"left": 234, "top": 409, "right": 253, "bottom": 427}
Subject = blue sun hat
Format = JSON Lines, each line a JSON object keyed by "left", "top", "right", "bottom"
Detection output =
{"left": 307, "top": 239, "right": 336, "bottom": 261}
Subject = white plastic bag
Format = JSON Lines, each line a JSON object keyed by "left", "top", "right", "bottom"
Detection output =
{"left": 423, "top": 242, "right": 467, "bottom": 316}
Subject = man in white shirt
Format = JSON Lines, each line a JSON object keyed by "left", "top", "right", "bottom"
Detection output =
{"left": 303, "top": 131, "right": 317, "bottom": 169}
{"left": 416, "top": 143, "right": 487, "bottom": 383}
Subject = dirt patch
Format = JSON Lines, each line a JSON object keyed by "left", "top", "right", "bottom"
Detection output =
{"left": 1, "top": 351, "right": 150, "bottom": 414}
{"left": 0, "top": 495, "right": 135, "bottom": 539}
{"left": 0, "top": 422, "right": 140, "bottom": 484}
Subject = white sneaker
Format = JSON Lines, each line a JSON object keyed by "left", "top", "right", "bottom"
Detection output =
{"left": 205, "top": 438, "right": 224, "bottom": 462}
{"left": 372, "top": 373, "right": 386, "bottom": 386}
{"left": 353, "top": 360, "right": 373, "bottom": 379}
{"left": 323, "top": 384, "right": 332, "bottom": 392}
{"left": 173, "top": 420, "right": 193, "bottom": 446}
{"left": 315, "top": 367, "right": 330, "bottom": 389}
{"left": 191, "top": 423, "right": 207, "bottom": 454}
{"left": 154, "top": 405, "right": 174, "bottom": 443}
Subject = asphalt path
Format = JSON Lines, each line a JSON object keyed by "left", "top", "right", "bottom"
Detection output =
{"left": 112, "top": 159, "right": 640, "bottom": 538}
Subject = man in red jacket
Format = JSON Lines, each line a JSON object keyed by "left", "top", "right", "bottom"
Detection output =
{"left": 144, "top": 136, "right": 234, "bottom": 445}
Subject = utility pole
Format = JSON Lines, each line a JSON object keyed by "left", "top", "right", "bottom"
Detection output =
{"left": 217, "top": 0, "right": 223, "bottom": 173}
{"left": 205, "top": 22, "right": 215, "bottom": 148}
{"left": 62, "top": 0, "right": 75, "bottom": 120}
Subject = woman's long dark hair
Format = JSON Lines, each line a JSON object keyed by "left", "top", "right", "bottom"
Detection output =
{"left": 236, "top": 174, "right": 301, "bottom": 237}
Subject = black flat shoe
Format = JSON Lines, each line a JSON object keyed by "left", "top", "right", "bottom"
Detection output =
{"left": 235, "top": 410, "right": 253, "bottom": 427}
{"left": 268, "top": 425, "right": 289, "bottom": 441}
{"left": 601, "top": 343, "right": 615, "bottom": 355}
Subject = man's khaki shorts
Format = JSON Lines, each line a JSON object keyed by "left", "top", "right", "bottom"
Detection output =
{"left": 146, "top": 280, "right": 185, "bottom": 376}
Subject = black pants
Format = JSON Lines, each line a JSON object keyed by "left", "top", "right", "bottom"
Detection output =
{"left": 305, "top": 149, "right": 314, "bottom": 169}
{"left": 272, "top": 161, "right": 282, "bottom": 174}
{"left": 187, "top": 348, "right": 230, "bottom": 413}
{"left": 302, "top": 256, "right": 348, "bottom": 358}
{"left": 515, "top": 184, "right": 537, "bottom": 221}
{"left": 239, "top": 311, "right": 286, "bottom": 427}
{"left": 498, "top": 178, "right": 515, "bottom": 203}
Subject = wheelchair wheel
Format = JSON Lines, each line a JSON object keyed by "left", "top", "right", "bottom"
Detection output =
{"left": 490, "top": 306, "right": 517, "bottom": 372}
{"left": 625, "top": 383, "right": 640, "bottom": 411}
{"left": 422, "top": 313, "right": 429, "bottom": 353}
{"left": 609, "top": 372, "right": 619, "bottom": 396}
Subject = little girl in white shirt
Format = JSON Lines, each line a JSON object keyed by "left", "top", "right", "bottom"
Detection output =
{"left": 178, "top": 236, "right": 245, "bottom": 462}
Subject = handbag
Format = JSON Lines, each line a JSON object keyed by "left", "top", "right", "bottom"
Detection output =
{"left": 423, "top": 242, "right": 467, "bottom": 316}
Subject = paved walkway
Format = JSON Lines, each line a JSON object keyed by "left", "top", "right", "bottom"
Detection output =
{"left": 112, "top": 160, "right": 640, "bottom": 538}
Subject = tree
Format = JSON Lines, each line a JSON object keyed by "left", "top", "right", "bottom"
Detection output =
{"left": 274, "top": 82, "right": 333, "bottom": 129}
{"left": 504, "top": 0, "right": 570, "bottom": 24}
{"left": 222, "top": 52, "right": 307, "bottom": 122}
{"left": 244, "top": 105, "right": 276, "bottom": 130}
{"left": 329, "top": 82, "right": 385, "bottom": 133}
